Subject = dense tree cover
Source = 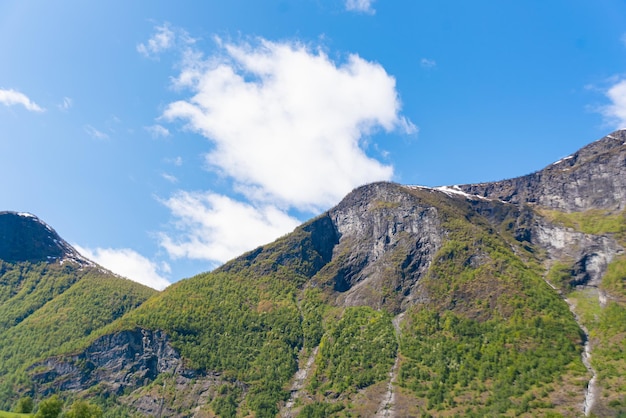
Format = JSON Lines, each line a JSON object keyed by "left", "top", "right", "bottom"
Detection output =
{"left": 399, "top": 307, "right": 583, "bottom": 415}
{"left": 311, "top": 306, "right": 397, "bottom": 395}
{"left": 0, "top": 262, "right": 82, "bottom": 331}
{"left": 13, "top": 397, "right": 32, "bottom": 414}
{"left": 34, "top": 395, "right": 62, "bottom": 418}
{"left": 101, "top": 218, "right": 342, "bottom": 417}
{"left": 115, "top": 271, "right": 303, "bottom": 417}
{"left": 64, "top": 400, "right": 103, "bottom": 418}
{"left": 296, "top": 402, "right": 344, "bottom": 417}
{"left": 393, "top": 194, "right": 585, "bottom": 416}
{"left": 0, "top": 262, "right": 155, "bottom": 410}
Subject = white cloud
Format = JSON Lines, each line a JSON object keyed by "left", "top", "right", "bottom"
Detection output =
{"left": 153, "top": 34, "right": 414, "bottom": 264}
{"left": 84, "top": 124, "right": 109, "bottom": 140}
{"left": 420, "top": 58, "right": 437, "bottom": 69}
{"left": 137, "top": 23, "right": 175, "bottom": 58}
{"left": 159, "top": 191, "right": 300, "bottom": 263}
{"left": 599, "top": 78, "right": 626, "bottom": 129}
{"left": 345, "top": 0, "right": 376, "bottom": 14}
{"left": 621, "top": 33, "right": 626, "bottom": 47}
{"left": 0, "top": 88, "right": 44, "bottom": 112}
{"left": 74, "top": 245, "right": 171, "bottom": 290}
{"left": 145, "top": 124, "right": 170, "bottom": 138}
{"left": 163, "top": 38, "right": 414, "bottom": 212}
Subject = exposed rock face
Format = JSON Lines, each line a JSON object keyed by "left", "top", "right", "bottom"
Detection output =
{"left": 532, "top": 216, "right": 622, "bottom": 287}
{"left": 459, "top": 130, "right": 626, "bottom": 212}
{"left": 315, "top": 182, "right": 444, "bottom": 311}
{"left": 31, "top": 329, "right": 189, "bottom": 396}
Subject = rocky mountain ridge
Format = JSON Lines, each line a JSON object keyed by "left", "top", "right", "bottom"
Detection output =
{"left": 458, "top": 129, "right": 626, "bottom": 212}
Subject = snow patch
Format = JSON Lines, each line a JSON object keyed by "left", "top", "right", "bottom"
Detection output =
{"left": 405, "top": 184, "right": 491, "bottom": 201}
{"left": 552, "top": 155, "right": 573, "bottom": 166}
{"left": 17, "top": 212, "right": 36, "bottom": 218}
{"left": 435, "top": 185, "right": 489, "bottom": 201}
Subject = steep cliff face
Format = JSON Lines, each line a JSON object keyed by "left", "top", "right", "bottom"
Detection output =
{"left": 30, "top": 328, "right": 228, "bottom": 416}
{"left": 31, "top": 329, "right": 183, "bottom": 396}
{"left": 314, "top": 182, "right": 444, "bottom": 311}
{"left": 459, "top": 130, "right": 626, "bottom": 212}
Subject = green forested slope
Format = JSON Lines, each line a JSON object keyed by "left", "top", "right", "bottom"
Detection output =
{"left": 0, "top": 261, "right": 156, "bottom": 410}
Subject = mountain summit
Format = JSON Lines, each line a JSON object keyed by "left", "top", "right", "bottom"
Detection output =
{"left": 0, "top": 211, "right": 88, "bottom": 264}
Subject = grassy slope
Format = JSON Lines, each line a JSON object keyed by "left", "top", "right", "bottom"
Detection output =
{"left": 0, "top": 411, "right": 31, "bottom": 418}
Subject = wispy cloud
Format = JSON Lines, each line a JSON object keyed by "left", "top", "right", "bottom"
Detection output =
{"left": 74, "top": 245, "right": 171, "bottom": 290}
{"left": 161, "top": 172, "right": 178, "bottom": 183}
{"left": 165, "top": 156, "right": 183, "bottom": 166}
{"left": 345, "top": 0, "right": 376, "bottom": 14}
{"left": 0, "top": 88, "right": 44, "bottom": 112}
{"left": 420, "top": 58, "right": 437, "bottom": 69}
{"left": 84, "top": 124, "right": 109, "bottom": 140}
{"left": 145, "top": 124, "right": 170, "bottom": 138}
{"left": 58, "top": 96, "right": 73, "bottom": 111}
{"left": 137, "top": 23, "right": 175, "bottom": 58}
{"left": 155, "top": 34, "right": 414, "bottom": 264}
{"left": 137, "top": 23, "right": 194, "bottom": 59}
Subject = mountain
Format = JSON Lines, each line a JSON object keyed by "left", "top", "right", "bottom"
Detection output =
{"left": 0, "top": 211, "right": 87, "bottom": 264}
{"left": 1, "top": 131, "right": 625, "bottom": 417}
{"left": 0, "top": 212, "right": 157, "bottom": 411}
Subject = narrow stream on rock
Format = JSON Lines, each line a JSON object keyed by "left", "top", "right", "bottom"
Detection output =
{"left": 282, "top": 346, "right": 319, "bottom": 418}
{"left": 545, "top": 280, "right": 597, "bottom": 416}
{"left": 374, "top": 312, "right": 405, "bottom": 418}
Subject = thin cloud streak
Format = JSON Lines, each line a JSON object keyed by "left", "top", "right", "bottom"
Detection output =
{"left": 84, "top": 125, "right": 109, "bottom": 140}
{"left": 0, "top": 88, "right": 45, "bottom": 112}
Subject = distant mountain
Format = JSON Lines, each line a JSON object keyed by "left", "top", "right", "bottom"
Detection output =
{"left": 0, "top": 212, "right": 156, "bottom": 412}
{"left": 1, "top": 131, "right": 625, "bottom": 417}
{"left": 0, "top": 211, "right": 88, "bottom": 264}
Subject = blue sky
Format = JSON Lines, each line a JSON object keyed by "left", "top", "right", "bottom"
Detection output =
{"left": 2, "top": 1, "right": 626, "bottom": 289}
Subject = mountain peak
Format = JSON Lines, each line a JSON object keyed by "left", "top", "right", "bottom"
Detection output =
{"left": 0, "top": 211, "right": 89, "bottom": 264}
